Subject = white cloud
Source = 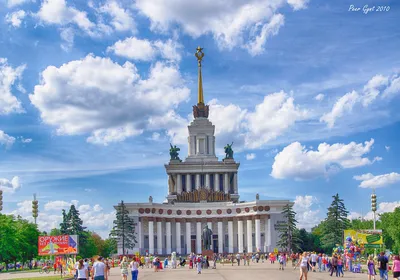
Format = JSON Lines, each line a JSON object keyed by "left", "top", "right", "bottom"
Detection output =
{"left": 245, "top": 13, "right": 284, "bottom": 56}
{"left": 321, "top": 73, "right": 400, "bottom": 128}
{"left": 244, "top": 91, "right": 308, "bottom": 149}
{"left": 246, "top": 153, "right": 256, "bottom": 160}
{"left": 271, "top": 139, "right": 379, "bottom": 180}
{"left": 0, "top": 58, "right": 26, "bottom": 115}
{"left": 315, "top": 93, "right": 324, "bottom": 101}
{"left": 0, "top": 176, "right": 21, "bottom": 193}
{"left": 6, "top": 0, "right": 31, "bottom": 8}
{"left": 99, "top": 0, "right": 135, "bottom": 32}
{"left": 20, "top": 137, "right": 32, "bottom": 143}
{"left": 44, "top": 200, "right": 72, "bottom": 211}
{"left": 60, "top": 27, "right": 75, "bottom": 52}
{"left": 0, "top": 130, "right": 16, "bottom": 148}
{"left": 293, "top": 195, "right": 321, "bottom": 230}
{"left": 151, "top": 132, "right": 161, "bottom": 141}
{"left": 351, "top": 201, "right": 400, "bottom": 221}
{"left": 5, "top": 10, "right": 26, "bottom": 28}
{"left": 320, "top": 90, "right": 359, "bottom": 128}
{"left": 29, "top": 55, "right": 189, "bottom": 145}
{"left": 108, "top": 37, "right": 182, "bottom": 62}
{"left": 10, "top": 199, "right": 114, "bottom": 238}
{"left": 287, "top": 0, "right": 309, "bottom": 10}
{"left": 354, "top": 172, "right": 400, "bottom": 189}
{"left": 385, "top": 146, "right": 390, "bottom": 151}
{"left": 134, "top": 0, "right": 305, "bottom": 55}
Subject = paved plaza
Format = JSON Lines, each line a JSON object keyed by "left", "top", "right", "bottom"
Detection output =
{"left": 0, "top": 262, "right": 368, "bottom": 280}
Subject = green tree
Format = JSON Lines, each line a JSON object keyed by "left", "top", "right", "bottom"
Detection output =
{"left": 321, "top": 193, "right": 350, "bottom": 252}
{"left": 110, "top": 200, "right": 137, "bottom": 255}
{"left": 380, "top": 208, "right": 400, "bottom": 253}
{"left": 59, "top": 209, "right": 69, "bottom": 234}
{"left": 15, "top": 217, "right": 40, "bottom": 264}
{"left": 49, "top": 228, "right": 62, "bottom": 236}
{"left": 277, "top": 204, "right": 301, "bottom": 253}
{"left": 0, "top": 214, "right": 19, "bottom": 267}
{"left": 102, "top": 238, "right": 117, "bottom": 257}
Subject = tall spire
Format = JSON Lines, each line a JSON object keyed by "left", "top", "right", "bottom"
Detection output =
{"left": 193, "top": 47, "right": 209, "bottom": 119}
{"left": 195, "top": 46, "right": 205, "bottom": 104}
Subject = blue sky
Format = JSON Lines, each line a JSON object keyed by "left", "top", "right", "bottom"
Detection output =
{"left": 0, "top": 0, "right": 399, "bottom": 237}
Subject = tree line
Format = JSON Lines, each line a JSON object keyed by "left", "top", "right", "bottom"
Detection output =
{"left": 277, "top": 193, "right": 400, "bottom": 254}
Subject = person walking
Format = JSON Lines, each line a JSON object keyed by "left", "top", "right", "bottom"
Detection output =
{"left": 295, "top": 252, "right": 314, "bottom": 280}
{"left": 367, "top": 255, "right": 377, "bottom": 280}
{"left": 392, "top": 255, "right": 400, "bottom": 279}
{"left": 236, "top": 253, "right": 241, "bottom": 266}
{"left": 197, "top": 255, "right": 202, "bottom": 274}
{"left": 330, "top": 254, "right": 338, "bottom": 277}
{"left": 120, "top": 257, "right": 129, "bottom": 280}
{"left": 91, "top": 256, "right": 107, "bottom": 280}
{"left": 378, "top": 252, "right": 388, "bottom": 280}
{"left": 130, "top": 258, "right": 139, "bottom": 280}
{"left": 337, "top": 255, "right": 344, "bottom": 277}
{"left": 76, "top": 259, "right": 88, "bottom": 280}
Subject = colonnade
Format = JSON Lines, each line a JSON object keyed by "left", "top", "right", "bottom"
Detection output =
{"left": 169, "top": 172, "right": 238, "bottom": 194}
{"left": 139, "top": 215, "right": 271, "bottom": 255}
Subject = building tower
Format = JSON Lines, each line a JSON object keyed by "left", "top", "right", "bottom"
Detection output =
{"left": 165, "top": 47, "right": 240, "bottom": 203}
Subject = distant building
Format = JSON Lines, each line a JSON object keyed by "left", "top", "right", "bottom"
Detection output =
{"left": 117, "top": 47, "right": 292, "bottom": 255}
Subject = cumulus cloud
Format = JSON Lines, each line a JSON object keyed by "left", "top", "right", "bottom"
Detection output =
{"left": 6, "top": 0, "right": 31, "bottom": 7}
{"left": 287, "top": 0, "right": 309, "bottom": 10}
{"left": 5, "top": 10, "right": 26, "bottom": 28}
{"left": 293, "top": 195, "right": 321, "bottom": 230}
{"left": 29, "top": 55, "right": 189, "bottom": 145}
{"left": 99, "top": 0, "right": 135, "bottom": 32}
{"left": 11, "top": 199, "right": 114, "bottom": 238}
{"left": 134, "top": 0, "right": 306, "bottom": 55}
{"left": 246, "top": 153, "right": 256, "bottom": 160}
{"left": 0, "top": 130, "right": 16, "bottom": 148}
{"left": 245, "top": 13, "right": 284, "bottom": 56}
{"left": 0, "top": 176, "right": 21, "bottom": 193}
{"left": 350, "top": 201, "right": 400, "bottom": 221}
{"left": 244, "top": 91, "right": 308, "bottom": 149}
{"left": 60, "top": 27, "right": 75, "bottom": 52}
{"left": 321, "top": 74, "right": 400, "bottom": 128}
{"left": 0, "top": 58, "right": 26, "bottom": 115}
{"left": 108, "top": 37, "right": 182, "bottom": 62}
{"left": 354, "top": 172, "right": 400, "bottom": 189}
{"left": 315, "top": 93, "right": 324, "bottom": 101}
{"left": 271, "top": 139, "right": 380, "bottom": 180}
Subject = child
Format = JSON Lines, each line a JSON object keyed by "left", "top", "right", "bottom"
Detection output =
{"left": 367, "top": 255, "right": 376, "bottom": 280}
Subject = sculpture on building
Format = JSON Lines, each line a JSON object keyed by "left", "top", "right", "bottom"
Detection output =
{"left": 256, "top": 193, "right": 259, "bottom": 200}
{"left": 169, "top": 144, "right": 181, "bottom": 161}
{"left": 202, "top": 225, "right": 213, "bottom": 250}
{"left": 224, "top": 142, "right": 234, "bottom": 159}
{"left": 149, "top": 196, "right": 153, "bottom": 203}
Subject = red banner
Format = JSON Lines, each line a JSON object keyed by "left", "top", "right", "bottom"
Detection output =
{"left": 38, "top": 235, "right": 78, "bottom": 255}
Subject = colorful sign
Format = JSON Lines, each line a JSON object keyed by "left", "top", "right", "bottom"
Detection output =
{"left": 344, "top": 229, "right": 383, "bottom": 248}
{"left": 274, "top": 248, "right": 279, "bottom": 253}
{"left": 38, "top": 235, "right": 78, "bottom": 255}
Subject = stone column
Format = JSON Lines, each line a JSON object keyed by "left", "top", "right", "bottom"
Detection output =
{"left": 224, "top": 173, "right": 229, "bottom": 194}
{"left": 166, "top": 221, "right": 172, "bottom": 254}
{"left": 247, "top": 219, "right": 253, "bottom": 253}
{"left": 157, "top": 220, "right": 162, "bottom": 255}
{"left": 205, "top": 173, "right": 210, "bottom": 189}
{"left": 266, "top": 216, "right": 271, "bottom": 252}
{"left": 186, "top": 174, "right": 191, "bottom": 192}
{"left": 186, "top": 221, "right": 191, "bottom": 254}
{"left": 237, "top": 219, "right": 244, "bottom": 253}
{"left": 214, "top": 173, "right": 219, "bottom": 192}
{"left": 228, "top": 220, "right": 233, "bottom": 253}
{"left": 138, "top": 219, "right": 142, "bottom": 254}
{"left": 176, "top": 221, "right": 181, "bottom": 254}
{"left": 255, "top": 217, "right": 261, "bottom": 252}
{"left": 177, "top": 174, "right": 182, "bottom": 194}
{"left": 148, "top": 220, "right": 154, "bottom": 254}
{"left": 233, "top": 173, "right": 238, "bottom": 194}
{"left": 196, "top": 174, "right": 201, "bottom": 189}
{"left": 196, "top": 221, "right": 202, "bottom": 254}
{"left": 218, "top": 221, "right": 223, "bottom": 254}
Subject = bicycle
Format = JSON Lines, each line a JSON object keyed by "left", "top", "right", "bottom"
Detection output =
{"left": 39, "top": 267, "right": 50, "bottom": 274}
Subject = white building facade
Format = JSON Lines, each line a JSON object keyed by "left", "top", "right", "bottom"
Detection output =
{"left": 117, "top": 47, "right": 292, "bottom": 255}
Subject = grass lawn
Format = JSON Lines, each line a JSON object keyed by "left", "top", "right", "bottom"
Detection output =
{"left": 13, "top": 276, "right": 73, "bottom": 280}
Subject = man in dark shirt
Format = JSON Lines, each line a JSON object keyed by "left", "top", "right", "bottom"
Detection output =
{"left": 378, "top": 252, "right": 388, "bottom": 280}
{"left": 330, "top": 254, "right": 338, "bottom": 276}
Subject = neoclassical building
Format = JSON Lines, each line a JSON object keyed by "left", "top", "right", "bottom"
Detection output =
{"left": 118, "top": 47, "right": 292, "bottom": 256}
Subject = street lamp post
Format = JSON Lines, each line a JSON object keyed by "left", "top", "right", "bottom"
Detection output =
{"left": 371, "top": 191, "right": 377, "bottom": 230}
{"left": 32, "top": 193, "right": 39, "bottom": 225}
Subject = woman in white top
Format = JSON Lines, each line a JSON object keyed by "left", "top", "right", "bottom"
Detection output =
{"left": 130, "top": 258, "right": 139, "bottom": 280}
{"left": 91, "top": 256, "right": 107, "bottom": 280}
{"left": 77, "top": 259, "right": 88, "bottom": 280}
{"left": 295, "top": 252, "right": 314, "bottom": 280}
